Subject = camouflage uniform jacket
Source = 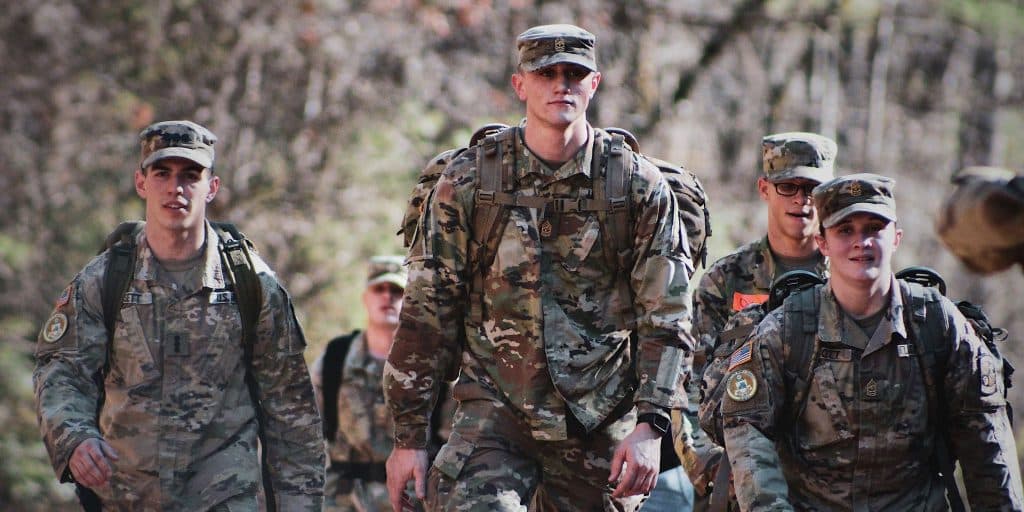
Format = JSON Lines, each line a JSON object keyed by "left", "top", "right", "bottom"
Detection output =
{"left": 385, "top": 126, "right": 695, "bottom": 447}
{"left": 34, "top": 222, "right": 326, "bottom": 511}
{"left": 692, "top": 236, "right": 827, "bottom": 359}
{"left": 721, "top": 278, "right": 1023, "bottom": 511}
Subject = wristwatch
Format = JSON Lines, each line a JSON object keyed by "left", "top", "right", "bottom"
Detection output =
{"left": 637, "top": 413, "right": 671, "bottom": 437}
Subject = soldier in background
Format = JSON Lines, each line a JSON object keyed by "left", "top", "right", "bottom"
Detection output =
{"left": 937, "top": 165, "right": 1024, "bottom": 274}
{"left": 721, "top": 173, "right": 1022, "bottom": 511}
{"left": 680, "top": 133, "right": 835, "bottom": 506}
{"left": 33, "top": 120, "right": 325, "bottom": 510}
{"left": 384, "top": 24, "right": 695, "bottom": 511}
{"left": 312, "top": 255, "right": 453, "bottom": 511}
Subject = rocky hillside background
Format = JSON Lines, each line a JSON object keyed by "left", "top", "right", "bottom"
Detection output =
{"left": 2, "top": 0, "right": 1023, "bottom": 508}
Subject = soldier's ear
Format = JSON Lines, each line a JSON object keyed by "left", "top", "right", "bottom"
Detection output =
{"left": 511, "top": 72, "right": 526, "bottom": 101}
{"left": 135, "top": 169, "right": 147, "bottom": 198}
{"left": 206, "top": 175, "right": 220, "bottom": 203}
{"left": 815, "top": 232, "right": 829, "bottom": 256}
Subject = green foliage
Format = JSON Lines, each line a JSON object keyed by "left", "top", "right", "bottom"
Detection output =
{"left": 942, "top": 0, "right": 1024, "bottom": 35}
{"left": 0, "top": 338, "right": 76, "bottom": 508}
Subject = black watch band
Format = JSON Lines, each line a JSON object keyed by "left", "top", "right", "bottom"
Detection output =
{"left": 637, "top": 413, "right": 671, "bottom": 437}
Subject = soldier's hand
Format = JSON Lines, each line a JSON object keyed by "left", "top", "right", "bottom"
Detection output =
{"left": 386, "top": 447, "right": 428, "bottom": 512}
{"left": 608, "top": 423, "right": 661, "bottom": 498}
{"left": 70, "top": 438, "right": 119, "bottom": 488}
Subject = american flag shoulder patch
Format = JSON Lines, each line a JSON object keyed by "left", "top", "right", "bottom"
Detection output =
{"left": 727, "top": 341, "right": 753, "bottom": 371}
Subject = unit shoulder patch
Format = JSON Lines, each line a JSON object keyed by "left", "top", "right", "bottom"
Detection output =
{"left": 726, "top": 369, "right": 758, "bottom": 402}
{"left": 42, "top": 313, "right": 69, "bottom": 343}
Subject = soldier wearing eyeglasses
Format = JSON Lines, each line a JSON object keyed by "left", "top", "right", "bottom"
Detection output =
{"left": 678, "top": 133, "right": 835, "bottom": 509}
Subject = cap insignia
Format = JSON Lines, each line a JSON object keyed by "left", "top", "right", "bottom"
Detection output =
{"left": 849, "top": 182, "right": 862, "bottom": 197}
{"left": 554, "top": 38, "right": 566, "bottom": 52}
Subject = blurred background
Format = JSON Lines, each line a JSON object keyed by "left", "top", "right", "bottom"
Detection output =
{"left": 2, "top": 0, "right": 1023, "bottom": 508}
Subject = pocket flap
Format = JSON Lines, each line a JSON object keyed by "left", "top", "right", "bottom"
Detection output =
{"left": 431, "top": 431, "right": 475, "bottom": 480}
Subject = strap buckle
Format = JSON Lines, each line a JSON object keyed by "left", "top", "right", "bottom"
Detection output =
{"left": 610, "top": 197, "right": 628, "bottom": 212}
{"left": 553, "top": 197, "right": 581, "bottom": 212}
{"left": 476, "top": 190, "right": 495, "bottom": 204}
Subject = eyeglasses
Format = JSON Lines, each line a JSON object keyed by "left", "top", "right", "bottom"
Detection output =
{"left": 773, "top": 182, "right": 817, "bottom": 197}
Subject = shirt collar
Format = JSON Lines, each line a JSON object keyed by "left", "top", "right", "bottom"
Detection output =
{"left": 818, "top": 274, "right": 907, "bottom": 345}
{"left": 135, "top": 221, "right": 227, "bottom": 290}
{"left": 516, "top": 125, "right": 595, "bottom": 182}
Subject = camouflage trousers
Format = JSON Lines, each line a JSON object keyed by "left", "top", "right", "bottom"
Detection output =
{"left": 426, "top": 398, "right": 647, "bottom": 512}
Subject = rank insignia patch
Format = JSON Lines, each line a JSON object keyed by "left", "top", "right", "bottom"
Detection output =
{"left": 42, "top": 313, "right": 69, "bottom": 343}
{"left": 726, "top": 369, "right": 758, "bottom": 402}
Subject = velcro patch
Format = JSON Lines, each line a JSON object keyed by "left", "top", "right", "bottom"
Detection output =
{"left": 819, "top": 348, "right": 854, "bottom": 361}
{"left": 732, "top": 292, "right": 769, "bottom": 311}
{"left": 727, "top": 341, "right": 753, "bottom": 371}
{"left": 55, "top": 285, "right": 73, "bottom": 308}
{"left": 726, "top": 369, "right": 758, "bottom": 402}
{"left": 42, "top": 313, "right": 69, "bottom": 343}
{"left": 980, "top": 355, "right": 999, "bottom": 396}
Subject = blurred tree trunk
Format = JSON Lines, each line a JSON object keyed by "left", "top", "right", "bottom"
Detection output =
{"left": 956, "top": 32, "right": 997, "bottom": 170}
{"left": 865, "top": 0, "right": 896, "bottom": 168}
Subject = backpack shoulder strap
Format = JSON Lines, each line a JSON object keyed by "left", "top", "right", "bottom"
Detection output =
{"left": 783, "top": 284, "right": 823, "bottom": 425}
{"left": 101, "top": 221, "right": 145, "bottom": 340}
{"left": 468, "top": 126, "right": 518, "bottom": 324}
{"left": 900, "top": 280, "right": 965, "bottom": 512}
{"left": 210, "top": 221, "right": 274, "bottom": 508}
{"left": 594, "top": 129, "right": 634, "bottom": 274}
{"left": 321, "top": 330, "right": 361, "bottom": 442}
{"left": 211, "top": 222, "right": 262, "bottom": 349}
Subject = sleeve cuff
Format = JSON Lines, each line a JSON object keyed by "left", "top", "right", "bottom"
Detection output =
{"left": 635, "top": 401, "right": 671, "bottom": 420}
{"left": 393, "top": 423, "right": 430, "bottom": 449}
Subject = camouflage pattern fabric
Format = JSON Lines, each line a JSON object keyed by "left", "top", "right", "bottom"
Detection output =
{"left": 692, "top": 237, "right": 828, "bottom": 360}
{"left": 384, "top": 123, "right": 694, "bottom": 504}
{"left": 721, "top": 279, "right": 1024, "bottom": 511}
{"left": 34, "top": 222, "right": 325, "bottom": 511}
{"left": 427, "top": 398, "right": 645, "bottom": 512}
{"left": 937, "top": 166, "right": 1024, "bottom": 274}
{"left": 312, "top": 333, "right": 455, "bottom": 511}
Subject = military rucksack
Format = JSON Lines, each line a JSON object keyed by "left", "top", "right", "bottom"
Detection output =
{"left": 85, "top": 220, "right": 276, "bottom": 511}
{"left": 398, "top": 123, "right": 712, "bottom": 322}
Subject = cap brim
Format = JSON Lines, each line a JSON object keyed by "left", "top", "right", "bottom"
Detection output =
{"left": 521, "top": 53, "right": 597, "bottom": 72}
{"left": 141, "top": 147, "right": 213, "bottom": 170}
{"left": 822, "top": 203, "right": 897, "bottom": 228}
{"left": 767, "top": 166, "right": 834, "bottom": 184}
{"left": 366, "top": 273, "right": 407, "bottom": 289}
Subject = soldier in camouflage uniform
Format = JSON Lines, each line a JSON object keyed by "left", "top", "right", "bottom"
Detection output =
{"left": 312, "top": 256, "right": 454, "bottom": 511}
{"left": 937, "top": 165, "right": 1024, "bottom": 275}
{"left": 33, "top": 120, "right": 325, "bottom": 511}
{"left": 680, "top": 133, "right": 835, "bottom": 504}
{"left": 721, "top": 173, "right": 1023, "bottom": 511}
{"left": 384, "top": 24, "right": 695, "bottom": 512}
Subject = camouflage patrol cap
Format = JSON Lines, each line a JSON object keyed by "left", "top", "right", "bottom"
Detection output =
{"left": 937, "top": 166, "right": 1024, "bottom": 274}
{"left": 517, "top": 24, "right": 597, "bottom": 72}
{"left": 366, "top": 255, "right": 407, "bottom": 289}
{"left": 813, "top": 173, "right": 897, "bottom": 228}
{"left": 762, "top": 132, "right": 837, "bottom": 183}
{"left": 139, "top": 120, "right": 217, "bottom": 170}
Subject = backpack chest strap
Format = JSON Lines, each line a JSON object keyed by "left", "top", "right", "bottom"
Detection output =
{"left": 476, "top": 189, "right": 626, "bottom": 213}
